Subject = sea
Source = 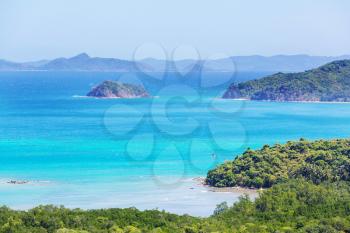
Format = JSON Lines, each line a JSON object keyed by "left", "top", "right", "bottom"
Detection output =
{"left": 1, "top": 71, "right": 350, "bottom": 216}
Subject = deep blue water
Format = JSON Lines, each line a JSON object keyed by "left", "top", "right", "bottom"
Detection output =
{"left": 0, "top": 71, "right": 350, "bottom": 216}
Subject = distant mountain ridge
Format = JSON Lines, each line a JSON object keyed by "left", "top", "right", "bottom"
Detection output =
{"left": 1, "top": 53, "right": 350, "bottom": 72}
{"left": 223, "top": 59, "right": 350, "bottom": 102}
{"left": 41, "top": 53, "right": 138, "bottom": 71}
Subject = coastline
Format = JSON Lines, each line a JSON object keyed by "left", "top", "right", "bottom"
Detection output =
{"left": 72, "top": 95, "right": 158, "bottom": 99}
{"left": 193, "top": 177, "right": 260, "bottom": 195}
{"left": 222, "top": 98, "right": 350, "bottom": 104}
{"left": 2, "top": 176, "right": 259, "bottom": 195}
{"left": 0, "top": 176, "right": 258, "bottom": 216}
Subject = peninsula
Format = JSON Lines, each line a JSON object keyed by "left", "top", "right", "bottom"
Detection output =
{"left": 206, "top": 138, "right": 350, "bottom": 188}
{"left": 223, "top": 59, "right": 350, "bottom": 102}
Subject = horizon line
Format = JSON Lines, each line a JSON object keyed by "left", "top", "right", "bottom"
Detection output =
{"left": 2, "top": 53, "right": 350, "bottom": 63}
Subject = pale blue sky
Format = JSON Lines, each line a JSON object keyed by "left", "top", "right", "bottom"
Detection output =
{"left": 1, "top": 0, "right": 350, "bottom": 61}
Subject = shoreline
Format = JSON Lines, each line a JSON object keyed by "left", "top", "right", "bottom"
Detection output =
{"left": 221, "top": 98, "right": 350, "bottom": 104}
{"left": 193, "top": 177, "right": 260, "bottom": 195}
{"left": 72, "top": 95, "right": 158, "bottom": 99}
{"left": 0, "top": 176, "right": 256, "bottom": 217}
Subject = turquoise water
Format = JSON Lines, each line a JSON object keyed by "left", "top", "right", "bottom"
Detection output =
{"left": 1, "top": 71, "right": 350, "bottom": 216}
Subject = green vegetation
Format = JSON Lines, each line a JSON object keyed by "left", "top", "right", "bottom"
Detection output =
{"left": 206, "top": 138, "right": 350, "bottom": 188}
{"left": 1, "top": 180, "right": 350, "bottom": 232}
{"left": 223, "top": 59, "right": 350, "bottom": 101}
{"left": 87, "top": 81, "right": 150, "bottom": 98}
{"left": 0, "top": 206, "right": 208, "bottom": 233}
{"left": 213, "top": 180, "right": 350, "bottom": 233}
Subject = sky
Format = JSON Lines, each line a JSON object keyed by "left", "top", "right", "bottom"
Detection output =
{"left": 1, "top": 0, "right": 350, "bottom": 61}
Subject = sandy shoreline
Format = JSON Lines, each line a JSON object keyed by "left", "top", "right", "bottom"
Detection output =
{"left": 192, "top": 177, "right": 260, "bottom": 195}
{"left": 2, "top": 176, "right": 260, "bottom": 195}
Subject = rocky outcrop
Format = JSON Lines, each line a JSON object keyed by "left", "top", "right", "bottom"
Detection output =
{"left": 7, "top": 180, "right": 29, "bottom": 185}
{"left": 87, "top": 81, "right": 150, "bottom": 98}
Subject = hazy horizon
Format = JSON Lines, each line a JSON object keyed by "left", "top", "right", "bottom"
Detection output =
{"left": 2, "top": 52, "right": 350, "bottom": 63}
{"left": 1, "top": 0, "right": 350, "bottom": 62}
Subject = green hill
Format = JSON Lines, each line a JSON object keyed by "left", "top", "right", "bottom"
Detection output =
{"left": 223, "top": 60, "right": 350, "bottom": 102}
{"left": 206, "top": 138, "right": 350, "bottom": 188}
{"left": 87, "top": 81, "right": 150, "bottom": 98}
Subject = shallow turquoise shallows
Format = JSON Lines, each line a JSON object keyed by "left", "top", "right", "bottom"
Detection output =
{"left": 0, "top": 71, "right": 350, "bottom": 216}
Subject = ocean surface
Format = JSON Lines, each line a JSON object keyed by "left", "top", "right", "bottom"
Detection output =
{"left": 1, "top": 71, "right": 350, "bottom": 216}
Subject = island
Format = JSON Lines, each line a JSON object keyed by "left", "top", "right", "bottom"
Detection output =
{"left": 223, "top": 59, "right": 350, "bottom": 102}
{"left": 87, "top": 80, "right": 150, "bottom": 98}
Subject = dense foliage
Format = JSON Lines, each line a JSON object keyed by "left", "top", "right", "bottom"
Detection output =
{"left": 206, "top": 138, "right": 350, "bottom": 188}
{"left": 223, "top": 59, "right": 350, "bottom": 101}
{"left": 214, "top": 180, "right": 350, "bottom": 233}
{"left": 87, "top": 81, "right": 149, "bottom": 98}
{"left": 0, "top": 206, "right": 211, "bottom": 233}
{"left": 1, "top": 180, "right": 350, "bottom": 232}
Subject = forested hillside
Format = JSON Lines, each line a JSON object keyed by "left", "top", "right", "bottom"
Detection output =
{"left": 223, "top": 60, "right": 350, "bottom": 102}
{"left": 206, "top": 138, "right": 350, "bottom": 188}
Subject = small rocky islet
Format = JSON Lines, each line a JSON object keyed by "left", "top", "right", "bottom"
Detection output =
{"left": 6, "top": 180, "right": 29, "bottom": 185}
{"left": 87, "top": 80, "right": 150, "bottom": 98}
